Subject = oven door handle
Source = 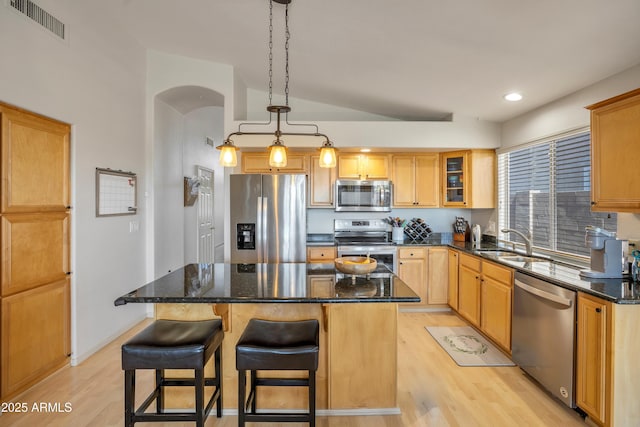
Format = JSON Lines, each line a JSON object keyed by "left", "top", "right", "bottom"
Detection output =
{"left": 515, "top": 279, "right": 573, "bottom": 308}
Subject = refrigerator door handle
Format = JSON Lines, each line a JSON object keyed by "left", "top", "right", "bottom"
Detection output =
{"left": 256, "top": 196, "right": 264, "bottom": 262}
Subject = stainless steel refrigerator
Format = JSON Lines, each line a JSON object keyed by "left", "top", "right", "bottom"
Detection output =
{"left": 230, "top": 174, "right": 307, "bottom": 263}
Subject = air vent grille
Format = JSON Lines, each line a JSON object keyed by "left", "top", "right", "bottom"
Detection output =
{"left": 9, "top": 0, "right": 65, "bottom": 39}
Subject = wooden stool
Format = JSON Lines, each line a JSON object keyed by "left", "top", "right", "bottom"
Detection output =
{"left": 236, "top": 319, "right": 319, "bottom": 426}
{"left": 121, "top": 319, "right": 223, "bottom": 427}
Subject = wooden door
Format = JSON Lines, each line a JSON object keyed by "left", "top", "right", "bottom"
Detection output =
{"left": 363, "top": 155, "right": 389, "bottom": 179}
{"left": 447, "top": 249, "right": 459, "bottom": 310}
{"left": 480, "top": 276, "right": 512, "bottom": 351}
{"left": 337, "top": 155, "right": 362, "bottom": 179}
{"left": 397, "top": 247, "right": 427, "bottom": 305}
{"left": 576, "top": 292, "right": 610, "bottom": 426}
{"left": 309, "top": 155, "right": 336, "bottom": 207}
{"left": 427, "top": 247, "right": 448, "bottom": 304}
{"left": 1, "top": 279, "right": 70, "bottom": 398}
{"left": 414, "top": 154, "right": 439, "bottom": 207}
{"left": 458, "top": 255, "right": 481, "bottom": 326}
{"left": 1, "top": 105, "right": 70, "bottom": 212}
{"left": 391, "top": 156, "right": 415, "bottom": 206}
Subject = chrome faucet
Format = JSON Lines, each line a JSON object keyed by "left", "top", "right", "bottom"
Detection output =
{"left": 501, "top": 228, "right": 533, "bottom": 256}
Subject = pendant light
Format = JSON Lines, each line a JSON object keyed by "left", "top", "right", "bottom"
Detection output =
{"left": 219, "top": 0, "right": 337, "bottom": 168}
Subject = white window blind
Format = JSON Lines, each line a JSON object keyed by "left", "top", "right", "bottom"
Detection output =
{"left": 498, "top": 131, "right": 616, "bottom": 257}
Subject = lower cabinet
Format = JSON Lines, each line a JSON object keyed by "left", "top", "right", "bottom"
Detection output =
{"left": 397, "top": 246, "right": 449, "bottom": 307}
{"left": 307, "top": 246, "right": 337, "bottom": 263}
{"left": 455, "top": 252, "right": 513, "bottom": 352}
{"left": 447, "top": 249, "right": 459, "bottom": 310}
{"left": 1, "top": 279, "right": 70, "bottom": 398}
{"left": 576, "top": 292, "right": 610, "bottom": 426}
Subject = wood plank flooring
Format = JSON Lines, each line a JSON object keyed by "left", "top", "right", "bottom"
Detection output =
{"left": 0, "top": 311, "right": 586, "bottom": 426}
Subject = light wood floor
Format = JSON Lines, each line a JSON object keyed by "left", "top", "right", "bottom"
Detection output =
{"left": 0, "top": 311, "right": 587, "bottom": 427}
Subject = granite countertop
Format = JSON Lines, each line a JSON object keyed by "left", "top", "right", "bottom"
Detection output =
{"left": 114, "top": 262, "right": 421, "bottom": 306}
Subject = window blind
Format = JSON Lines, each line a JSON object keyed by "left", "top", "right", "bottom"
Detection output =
{"left": 498, "top": 131, "right": 616, "bottom": 257}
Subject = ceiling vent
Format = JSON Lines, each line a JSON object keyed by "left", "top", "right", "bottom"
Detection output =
{"left": 8, "top": 0, "right": 66, "bottom": 40}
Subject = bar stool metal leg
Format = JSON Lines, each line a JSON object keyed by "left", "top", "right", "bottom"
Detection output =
{"left": 238, "top": 369, "right": 246, "bottom": 427}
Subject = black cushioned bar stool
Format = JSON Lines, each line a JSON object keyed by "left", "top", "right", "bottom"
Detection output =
{"left": 121, "top": 319, "right": 224, "bottom": 427}
{"left": 236, "top": 319, "right": 319, "bottom": 426}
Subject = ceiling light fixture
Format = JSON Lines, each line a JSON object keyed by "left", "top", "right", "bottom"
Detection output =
{"left": 218, "top": 0, "right": 336, "bottom": 168}
{"left": 504, "top": 92, "right": 523, "bottom": 102}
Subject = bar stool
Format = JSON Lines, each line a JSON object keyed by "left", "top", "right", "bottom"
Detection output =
{"left": 236, "top": 319, "right": 319, "bottom": 426}
{"left": 121, "top": 319, "right": 224, "bottom": 427}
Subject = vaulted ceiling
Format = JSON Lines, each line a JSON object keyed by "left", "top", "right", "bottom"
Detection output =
{"left": 101, "top": 0, "right": 640, "bottom": 122}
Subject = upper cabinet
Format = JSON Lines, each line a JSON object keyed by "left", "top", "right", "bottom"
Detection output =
{"left": 392, "top": 154, "right": 439, "bottom": 207}
{"left": 441, "top": 150, "right": 495, "bottom": 208}
{"left": 241, "top": 152, "right": 308, "bottom": 174}
{"left": 337, "top": 154, "right": 389, "bottom": 180}
{"left": 308, "top": 154, "right": 336, "bottom": 208}
{"left": 586, "top": 88, "right": 640, "bottom": 212}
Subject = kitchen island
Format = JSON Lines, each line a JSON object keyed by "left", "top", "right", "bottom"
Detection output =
{"left": 115, "top": 262, "right": 420, "bottom": 414}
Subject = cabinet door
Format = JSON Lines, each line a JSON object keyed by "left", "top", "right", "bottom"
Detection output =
{"left": 309, "top": 155, "right": 336, "bottom": 207}
{"left": 307, "top": 246, "right": 336, "bottom": 263}
{"left": 363, "top": 155, "right": 389, "bottom": 179}
{"left": 337, "top": 155, "right": 362, "bottom": 179}
{"left": 1, "top": 106, "right": 70, "bottom": 213}
{"left": 458, "top": 263, "right": 480, "bottom": 326}
{"left": 447, "top": 250, "right": 459, "bottom": 310}
{"left": 576, "top": 292, "right": 610, "bottom": 426}
{"left": 391, "top": 156, "right": 415, "bottom": 206}
{"left": 397, "top": 247, "right": 427, "bottom": 305}
{"left": 427, "top": 247, "right": 448, "bottom": 304}
{"left": 414, "top": 154, "right": 440, "bottom": 207}
{"left": 1, "top": 212, "right": 70, "bottom": 296}
{"left": 588, "top": 89, "right": 640, "bottom": 212}
{"left": 442, "top": 151, "right": 468, "bottom": 207}
{"left": 480, "top": 276, "right": 512, "bottom": 351}
{"left": 309, "top": 275, "right": 336, "bottom": 298}
{"left": 1, "top": 279, "right": 70, "bottom": 398}
{"left": 242, "top": 152, "right": 307, "bottom": 173}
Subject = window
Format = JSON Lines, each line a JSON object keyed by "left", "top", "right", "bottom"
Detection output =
{"left": 497, "top": 131, "right": 616, "bottom": 258}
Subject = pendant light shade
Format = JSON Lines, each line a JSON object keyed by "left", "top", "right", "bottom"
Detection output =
{"left": 268, "top": 139, "right": 288, "bottom": 167}
{"left": 319, "top": 140, "right": 337, "bottom": 168}
{"left": 216, "top": 139, "right": 238, "bottom": 167}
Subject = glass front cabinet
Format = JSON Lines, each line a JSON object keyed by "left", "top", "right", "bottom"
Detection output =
{"left": 443, "top": 152, "right": 467, "bottom": 206}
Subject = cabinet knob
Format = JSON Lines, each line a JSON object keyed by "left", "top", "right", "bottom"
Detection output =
{"left": 591, "top": 201, "right": 596, "bottom": 206}
{"left": 596, "top": 308, "right": 602, "bottom": 313}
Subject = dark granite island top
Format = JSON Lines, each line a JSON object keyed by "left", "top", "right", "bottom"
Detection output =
{"left": 114, "top": 262, "right": 420, "bottom": 306}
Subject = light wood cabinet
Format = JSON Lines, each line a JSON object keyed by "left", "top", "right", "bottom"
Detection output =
{"left": 337, "top": 154, "right": 389, "bottom": 180}
{"left": 397, "top": 247, "right": 427, "bottom": 305}
{"left": 447, "top": 249, "right": 459, "bottom": 310}
{"left": 308, "top": 154, "right": 336, "bottom": 208}
{"left": 307, "top": 246, "right": 336, "bottom": 263}
{"left": 0, "top": 102, "right": 71, "bottom": 400}
{"left": 241, "top": 152, "right": 308, "bottom": 174}
{"left": 576, "top": 292, "right": 610, "bottom": 426}
{"left": 441, "top": 150, "right": 495, "bottom": 208}
{"left": 308, "top": 276, "right": 335, "bottom": 298}
{"left": 391, "top": 154, "right": 439, "bottom": 207}
{"left": 586, "top": 88, "right": 640, "bottom": 212}
{"left": 479, "top": 261, "right": 513, "bottom": 352}
{"left": 427, "top": 247, "right": 448, "bottom": 304}
{"left": 457, "top": 253, "right": 481, "bottom": 326}
{"left": 456, "top": 252, "right": 513, "bottom": 351}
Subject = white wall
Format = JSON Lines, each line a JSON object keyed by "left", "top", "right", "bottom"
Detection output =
{"left": 0, "top": 2, "right": 148, "bottom": 363}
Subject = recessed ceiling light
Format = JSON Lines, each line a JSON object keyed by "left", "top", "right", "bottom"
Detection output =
{"left": 360, "top": 148, "right": 371, "bottom": 153}
{"left": 504, "top": 92, "right": 523, "bottom": 102}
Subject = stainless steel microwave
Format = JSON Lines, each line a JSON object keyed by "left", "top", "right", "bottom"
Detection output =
{"left": 335, "top": 180, "right": 392, "bottom": 212}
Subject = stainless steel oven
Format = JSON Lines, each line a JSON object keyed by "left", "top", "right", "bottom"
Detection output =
{"left": 334, "top": 219, "right": 397, "bottom": 272}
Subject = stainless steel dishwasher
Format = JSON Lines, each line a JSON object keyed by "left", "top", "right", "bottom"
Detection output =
{"left": 512, "top": 271, "right": 577, "bottom": 408}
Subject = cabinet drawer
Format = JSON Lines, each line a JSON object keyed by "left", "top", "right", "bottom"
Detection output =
{"left": 482, "top": 261, "right": 513, "bottom": 286}
{"left": 307, "top": 247, "right": 336, "bottom": 262}
{"left": 459, "top": 252, "right": 481, "bottom": 271}
{"left": 398, "top": 247, "right": 427, "bottom": 259}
